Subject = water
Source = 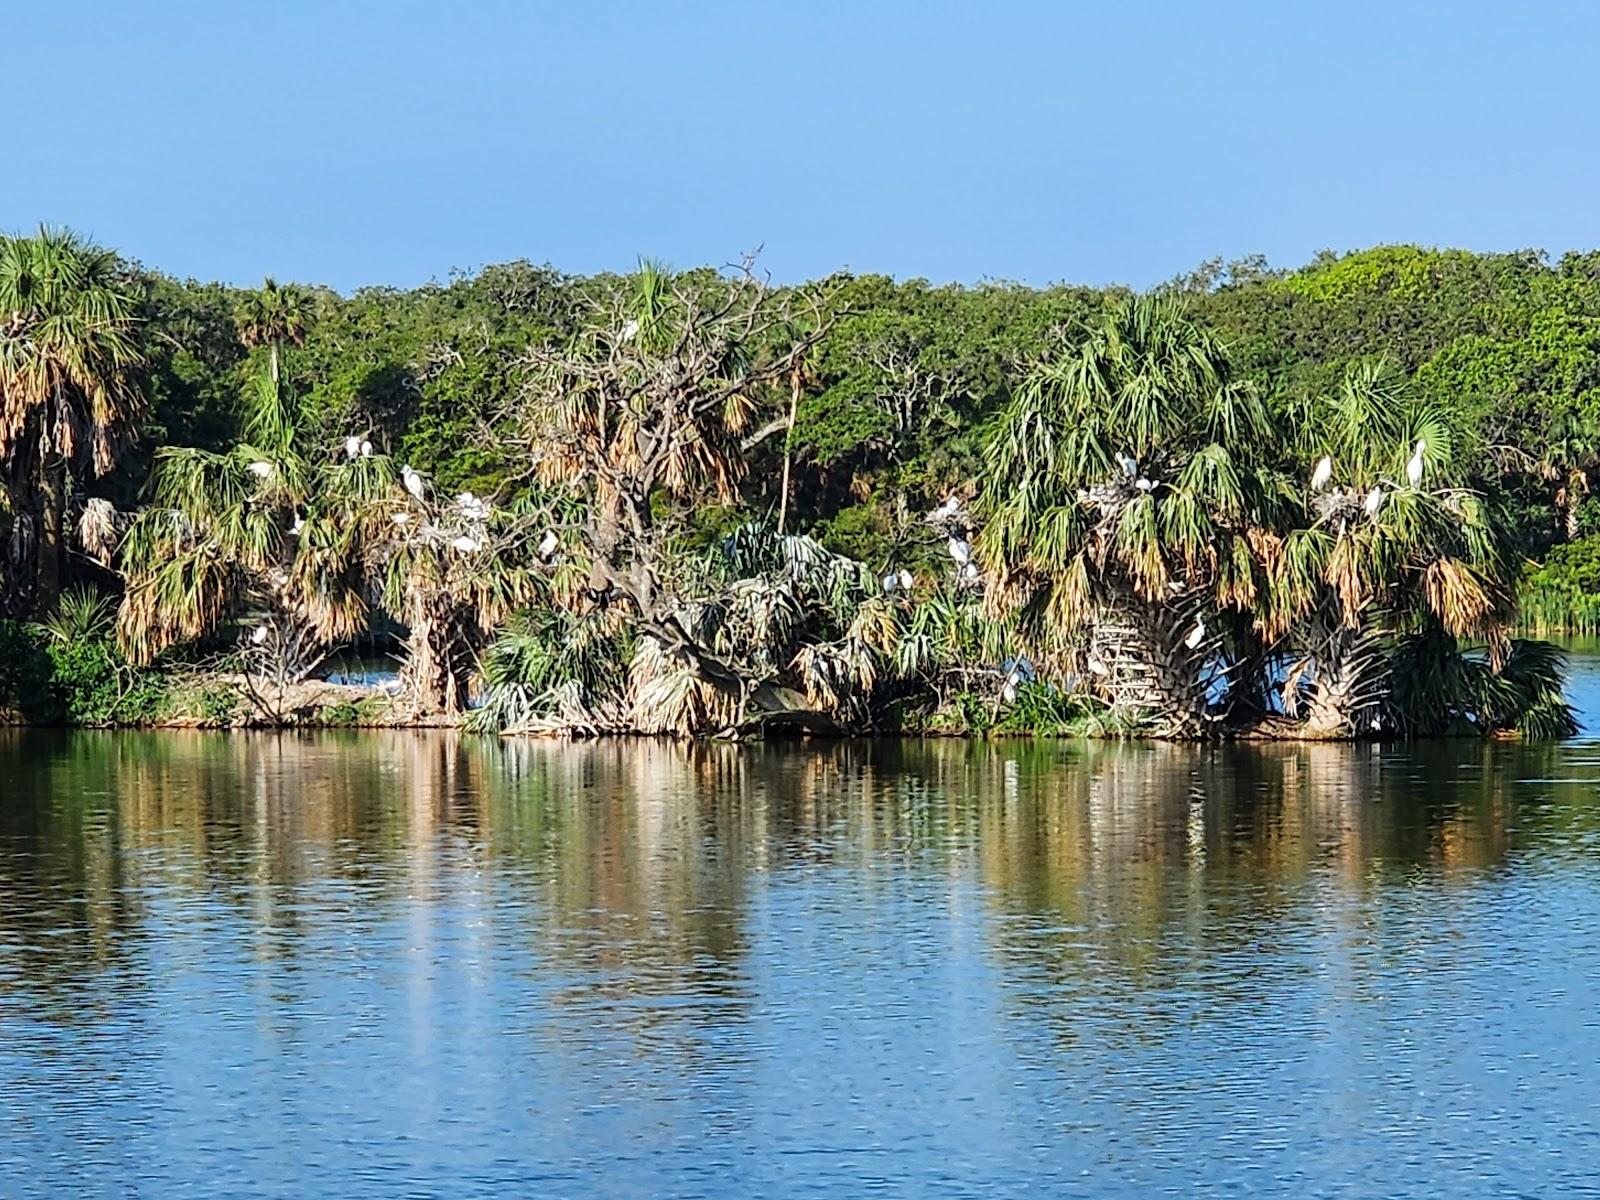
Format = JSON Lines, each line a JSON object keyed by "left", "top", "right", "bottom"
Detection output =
{"left": 3, "top": 704, "right": 1600, "bottom": 1196}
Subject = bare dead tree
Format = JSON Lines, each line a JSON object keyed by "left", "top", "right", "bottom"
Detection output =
{"left": 497, "top": 256, "right": 839, "bottom": 715}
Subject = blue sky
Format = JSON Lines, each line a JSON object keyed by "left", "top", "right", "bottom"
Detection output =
{"left": 8, "top": 1, "right": 1598, "bottom": 291}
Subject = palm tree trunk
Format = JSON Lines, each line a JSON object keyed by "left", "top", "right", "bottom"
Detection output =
{"left": 777, "top": 367, "right": 800, "bottom": 535}
{"left": 402, "top": 593, "right": 471, "bottom": 716}
{"left": 1090, "top": 597, "right": 1212, "bottom": 739}
{"left": 33, "top": 459, "right": 66, "bottom": 616}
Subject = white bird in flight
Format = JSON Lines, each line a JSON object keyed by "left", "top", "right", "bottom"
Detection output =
{"left": 401, "top": 464, "right": 426, "bottom": 502}
{"left": 1407, "top": 440, "right": 1426, "bottom": 488}
{"left": 1311, "top": 455, "right": 1333, "bottom": 491}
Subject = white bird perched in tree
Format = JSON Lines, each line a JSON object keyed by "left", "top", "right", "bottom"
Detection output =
{"left": 1311, "top": 455, "right": 1333, "bottom": 491}
{"left": 290, "top": 513, "right": 304, "bottom": 535}
{"left": 1184, "top": 616, "right": 1207, "bottom": 650}
{"left": 456, "top": 491, "right": 490, "bottom": 522}
{"left": 250, "top": 624, "right": 269, "bottom": 645}
{"left": 1407, "top": 439, "right": 1426, "bottom": 487}
{"left": 401, "top": 464, "right": 426, "bottom": 502}
{"left": 959, "top": 561, "right": 980, "bottom": 582}
{"left": 621, "top": 318, "right": 640, "bottom": 342}
{"left": 882, "top": 570, "right": 899, "bottom": 594}
{"left": 1114, "top": 451, "right": 1138, "bottom": 479}
{"left": 344, "top": 435, "right": 362, "bottom": 460}
{"left": 928, "top": 495, "right": 963, "bottom": 523}
{"left": 1135, "top": 477, "right": 1155, "bottom": 492}
{"left": 1087, "top": 655, "right": 1110, "bottom": 677}
{"left": 391, "top": 511, "right": 411, "bottom": 526}
{"left": 247, "top": 460, "right": 273, "bottom": 479}
{"left": 537, "top": 529, "right": 559, "bottom": 559}
{"left": 947, "top": 536, "right": 972, "bottom": 565}
{"left": 451, "top": 535, "right": 481, "bottom": 554}
{"left": 1001, "top": 679, "right": 1018, "bottom": 704}
{"left": 898, "top": 567, "right": 913, "bottom": 592}
{"left": 360, "top": 439, "right": 374, "bottom": 458}
{"left": 1364, "top": 486, "right": 1384, "bottom": 517}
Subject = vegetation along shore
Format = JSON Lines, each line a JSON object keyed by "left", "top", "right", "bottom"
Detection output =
{"left": 0, "top": 232, "right": 1592, "bottom": 739}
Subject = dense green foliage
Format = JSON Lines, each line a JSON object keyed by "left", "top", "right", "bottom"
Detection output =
{"left": 4, "top": 232, "right": 1597, "bottom": 736}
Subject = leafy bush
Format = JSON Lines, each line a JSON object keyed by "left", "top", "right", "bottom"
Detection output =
{"left": 1520, "top": 537, "right": 1600, "bottom": 632}
{"left": 0, "top": 620, "right": 57, "bottom": 722}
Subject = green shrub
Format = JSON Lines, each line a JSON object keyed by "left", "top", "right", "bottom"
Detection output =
{"left": 1520, "top": 537, "right": 1600, "bottom": 633}
{"left": 0, "top": 620, "right": 58, "bottom": 722}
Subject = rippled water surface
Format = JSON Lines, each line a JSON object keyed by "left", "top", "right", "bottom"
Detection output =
{"left": 4, "top": 706, "right": 1600, "bottom": 1196}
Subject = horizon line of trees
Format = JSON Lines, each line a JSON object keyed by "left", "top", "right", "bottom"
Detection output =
{"left": 0, "top": 226, "right": 1593, "bottom": 738}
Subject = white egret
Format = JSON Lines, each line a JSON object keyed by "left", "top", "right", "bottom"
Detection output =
{"left": 1184, "top": 616, "right": 1207, "bottom": 650}
{"left": 621, "top": 318, "right": 640, "bottom": 342}
{"left": 391, "top": 512, "right": 411, "bottom": 527}
{"left": 947, "top": 536, "right": 972, "bottom": 565}
{"left": 247, "top": 461, "right": 273, "bottom": 479}
{"left": 1135, "top": 477, "right": 1155, "bottom": 492}
{"left": 401, "top": 465, "right": 426, "bottom": 502}
{"left": 344, "top": 436, "right": 362, "bottom": 460}
{"left": 250, "top": 625, "right": 269, "bottom": 645}
{"left": 898, "top": 567, "right": 913, "bottom": 592}
{"left": 451, "top": 535, "right": 481, "bottom": 554}
{"left": 1364, "top": 486, "right": 1384, "bottom": 517}
{"left": 1114, "top": 451, "right": 1138, "bottom": 479}
{"left": 289, "top": 513, "right": 304, "bottom": 536}
{"left": 959, "top": 561, "right": 980, "bottom": 582}
{"left": 929, "top": 495, "right": 963, "bottom": 523}
{"left": 1407, "top": 439, "right": 1426, "bottom": 487}
{"left": 1087, "top": 655, "right": 1110, "bottom": 678}
{"left": 537, "top": 529, "right": 559, "bottom": 559}
{"left": 360, "top": 440, "right": 374, "bottom": 458}
{"left": 881, "top": 571, "right": 899, "bottom": 594}
{"left": 1311, "top": 455, "right": 1333, "bottom": 491}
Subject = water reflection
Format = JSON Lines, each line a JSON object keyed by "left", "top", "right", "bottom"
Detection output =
{"left": 2, "top": 730, "right": 1599, "bottom": 1197}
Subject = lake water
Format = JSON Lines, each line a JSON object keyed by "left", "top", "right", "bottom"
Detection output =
{"left": 4, "top": 658, "right": 1600, "bottom": 1197}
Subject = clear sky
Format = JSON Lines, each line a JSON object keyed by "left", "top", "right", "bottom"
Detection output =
{"left": 9, "top": 1, "right": 1599, "bottom": 292}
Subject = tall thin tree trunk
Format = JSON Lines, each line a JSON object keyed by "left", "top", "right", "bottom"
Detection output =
{"left": 34, "top": 459, "right": 65, "bottom": 616}
{"left": 777, "top": 366, "right": 801, "bottom": 535}
{"left": 269, "top": 342, "right": 280, "bottom": 385}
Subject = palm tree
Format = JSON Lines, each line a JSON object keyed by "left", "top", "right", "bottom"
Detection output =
{"left": 234, "top": 277, "right": 310, "bottom": 384}
{"left": 116, "top": 368, "right": 359, "bottom": 687}
{"left": 0, "top": 227, "right": 145, "bottom": 613}
{"left": 1263, "top": 361, "right": 1525, "bottom": 736}
{"left": 979, "top": 294, "right": 1275, "bottom": 737}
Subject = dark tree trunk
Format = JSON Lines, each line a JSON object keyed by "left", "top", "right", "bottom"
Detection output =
{"left": 33, "top": 460, "right": 66, "bottom": 617}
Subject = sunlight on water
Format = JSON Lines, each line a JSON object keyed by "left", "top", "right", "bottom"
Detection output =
{"left": 2, "top": 721, "right": 1599, "bottom": 1197}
